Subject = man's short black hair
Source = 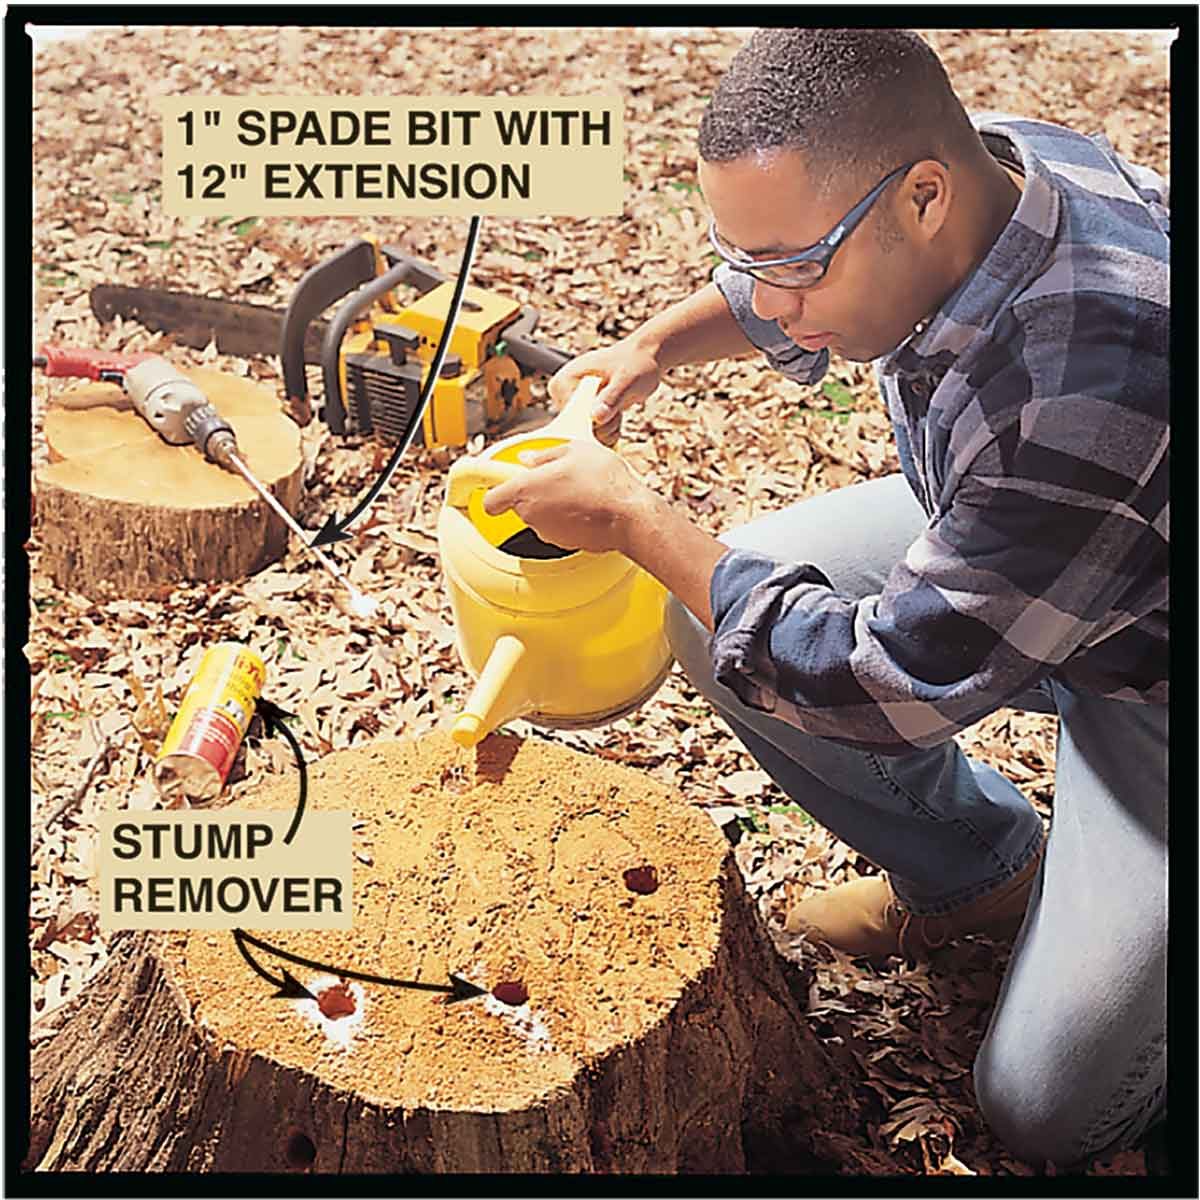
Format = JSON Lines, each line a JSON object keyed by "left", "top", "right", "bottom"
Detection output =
{"left": 699, "top": 29, "right": 978, "bottom": 193}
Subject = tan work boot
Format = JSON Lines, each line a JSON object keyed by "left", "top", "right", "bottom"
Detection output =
{"left": 783, "top": 845, "right": 1045, "bottom": 961}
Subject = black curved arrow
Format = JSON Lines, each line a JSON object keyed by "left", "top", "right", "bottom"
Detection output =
{"left": 233, "top": 928, "right": 487, "bottom": 1003}
{"left": 234, "top": 929, "right": 317, "bottom": 1000}
{"left": 255, "top": 697, "right": 307, "bottom": 846}
{"left": 311, "top": 214, "right": 483, "bottom": 546}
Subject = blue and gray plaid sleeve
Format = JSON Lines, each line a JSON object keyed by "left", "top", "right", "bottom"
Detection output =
{"left": 705, "top": 116, "right": 1169, "bottom": 754}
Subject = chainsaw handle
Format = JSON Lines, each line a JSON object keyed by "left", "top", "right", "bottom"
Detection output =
{"left": 499, "top": 308, "right": 571, "bottom": 377}
{"left": 379, "top": 245, "right": 446, "bottom": 292}
{"left": 36, "top": 344, "right": 156, "bottom": 380}
{"left": 280, "top": 239, "right": 378, "bottom": 414}
{"left": 445, "top": 457, "right": 529, "bottom": 509}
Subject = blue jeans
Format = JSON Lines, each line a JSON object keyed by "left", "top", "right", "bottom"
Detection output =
{"left": 666, "top": 474, "right": 1167, "bottom": 1168}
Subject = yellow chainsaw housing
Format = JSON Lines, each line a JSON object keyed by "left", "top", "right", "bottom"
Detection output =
{"left": 337, "top": 281, "right": 536, "bottom": 448}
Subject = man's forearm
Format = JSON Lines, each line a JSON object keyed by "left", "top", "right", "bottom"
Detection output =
{"left": 629, "top": 282, "right": 758, "bottom": 370}
{"left": 612, "top": 285, "right": 754, "bottom": 626}
{"left": 618, "top": 488, "right": 728, "bottom": 632}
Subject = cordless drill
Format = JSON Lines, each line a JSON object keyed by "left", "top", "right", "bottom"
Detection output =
{"left": 34, "top": 346, "right": 241, "bottom": 471}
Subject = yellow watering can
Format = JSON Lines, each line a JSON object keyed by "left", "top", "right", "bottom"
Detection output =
{"left": 437, "top": 376, "right": 673, "bottom": 748}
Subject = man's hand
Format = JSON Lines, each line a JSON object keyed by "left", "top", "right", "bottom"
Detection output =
{"left": 481, "top": 440, "right": 650, "bottom": 554}
{"left": 546, "top": 284, "right": 757, "bottom": 445}
{"left": 547, "top": 339, "right": 663, "bottom": 446}
{"left": 480, "top": 439, "right": 729, "bottom": 631}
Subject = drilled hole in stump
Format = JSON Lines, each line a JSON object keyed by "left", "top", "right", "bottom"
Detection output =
{"left": 285, "top": 1130, "right": 317, "bottom": 1168}
{"left": 317, "top": 981, "right": 356, "bottom": 1020}
{"left": 439, "top": 764, "right": 472, "bottom": 794}
{"left": 492, "top": 980, "right": 529, "bottom": 1007}
{"left": 623, "top": 865, "right": 659, "bottom": 895}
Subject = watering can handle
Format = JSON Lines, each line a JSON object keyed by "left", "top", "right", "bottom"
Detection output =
{"left": 445, "top": 377, "right": 605, "bottom": 509}
{"left": 544, "top": 373, "right": 603, "bottom": 440}
{"left": 446, "top": 457, "right": 529, "bottom": 509}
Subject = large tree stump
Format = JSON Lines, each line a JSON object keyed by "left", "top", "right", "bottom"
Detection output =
{"left": 35, "top": 368, "right": 303, "bottom": 599}
{"left": 27, "top": 733, "right": 879, "bottom": 1174}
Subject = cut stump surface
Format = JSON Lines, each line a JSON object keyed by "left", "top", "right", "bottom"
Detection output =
{"left": 35, "top": 368, "right": 302, "bottom": 598}
{"left": 28, "top": 733, "right": 868, "bottom": 1174}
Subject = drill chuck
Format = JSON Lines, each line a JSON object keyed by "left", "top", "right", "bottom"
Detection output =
{"left": 204, "top": 428, "right": 240, "bottom": 471}
{"left": 183, "top": 402, "right": 238, "bottom": 465}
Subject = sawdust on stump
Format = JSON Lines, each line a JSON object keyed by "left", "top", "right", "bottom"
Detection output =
{"left": 35, "top": 367, "right": 302, "bottom": 599}
{"left": 27, "top": 732, "right": 883, "bottom": 1174}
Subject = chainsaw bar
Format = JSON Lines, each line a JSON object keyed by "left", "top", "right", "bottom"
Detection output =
{"left": 89, "top": 285, "right": 328, "bottom": 364}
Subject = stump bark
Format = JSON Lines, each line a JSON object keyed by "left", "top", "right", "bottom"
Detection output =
{"left": 35, "top": 368, "right": 303, "bottom": 599}
{"left": 27, "top": 733, "right": 879, "bottom": 1174}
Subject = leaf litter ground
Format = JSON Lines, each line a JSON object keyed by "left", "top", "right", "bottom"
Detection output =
{"left": 27, "top": 24, "right": 1170, "bottom": 1178}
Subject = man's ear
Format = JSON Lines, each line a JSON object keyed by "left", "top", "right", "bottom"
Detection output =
{"left": 906, "top": 160, "right": 951, "bottom": 241}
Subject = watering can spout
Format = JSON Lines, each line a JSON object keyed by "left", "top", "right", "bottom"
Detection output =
{"left": 451, "top": 633, "right": 530, "bottom": 748}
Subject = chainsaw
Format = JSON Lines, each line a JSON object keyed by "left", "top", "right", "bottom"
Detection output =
{"left": 90, "top": 238, "right": 572, "bottom": 449}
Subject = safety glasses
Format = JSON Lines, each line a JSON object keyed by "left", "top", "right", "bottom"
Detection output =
{"left": 708, "top": 161, "right": 917, "bottom": 289}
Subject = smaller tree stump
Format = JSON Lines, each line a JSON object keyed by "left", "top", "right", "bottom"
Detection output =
{"left": 35, "top": 368, "right": 303, "bottom": 599}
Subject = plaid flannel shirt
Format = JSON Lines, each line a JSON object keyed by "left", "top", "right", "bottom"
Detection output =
{"left": 708, "top": 115, "right": 1169, "bottom": 755}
